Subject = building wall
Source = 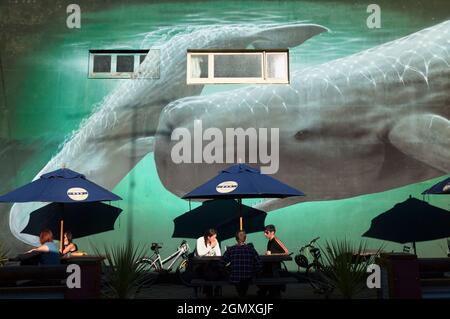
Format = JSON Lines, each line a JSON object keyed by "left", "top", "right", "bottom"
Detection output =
{"left": 0, "top": 0, "right": 449, "bottom": 261}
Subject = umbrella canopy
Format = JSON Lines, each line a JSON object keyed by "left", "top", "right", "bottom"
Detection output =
{"left": 0, "top": 168, "right": 122, "bottom": 203}
{"left": 183, "top": 163, "right": 305, "bottom": 199}
{"left": 0, "top": 167, "right": 122, "bottom": 252}
{"left": 182, "top": 163, "right": 304, "bottom": 230}
{"left": 21, "top": 202, "right": 123, "bottom": 239}
{"left": 363, "top": 197, "right": 450, "bottom": 253}
{"left": 421, "top": 176, "right": 450, "bottom": 195}
{"left": 172, "top": 199, "right": 267, "bottom": 241}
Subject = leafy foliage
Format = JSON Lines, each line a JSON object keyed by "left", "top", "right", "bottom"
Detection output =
{"left": 0, "top": 241, "right": 9, "bottom": 266}
{"left": 320, "top": 239, "right": 382, "bottom": 299}
{"left": 94, "top": 241, "right": 152, "bottom": 298}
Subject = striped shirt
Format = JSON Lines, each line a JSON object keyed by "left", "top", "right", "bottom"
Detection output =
{"left": 267, "top": 236, "right": 289, "bottom": 255}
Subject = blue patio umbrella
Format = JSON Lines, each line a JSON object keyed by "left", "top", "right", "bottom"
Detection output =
{"left": 183, "top": 163, "right": 305, "bottom": 230}
{"left": 21, "top": 202, "right": 123, "bottom": 240}
{"left": 0, "top": 168, "right": 122, "bottom": 203}
{"left": 173, "top": 199, "right": 267, "bottom": 241}
{"left": 421, "top": 176, "right": 450, "bottom": 195}
{"left": 0, "top": 168, "right": 122, "bottom": 251}
{"left": 363, "top": 196, "right": 450, "bottom": 254}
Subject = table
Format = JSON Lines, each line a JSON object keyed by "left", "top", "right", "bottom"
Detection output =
{"left": 351, "top": 250, "right": 384, "bottom": 263}
{"left": 190, "top": 255, "right": 292, "bottom": 277}
{"left": 190, "top": 255, "right": 292, "bottom": 264}
{"left": 61, "top": 255, "right": 104, "bottom": 299}
{"left": 189, "top": 255, "right": 293, "bottom": 297}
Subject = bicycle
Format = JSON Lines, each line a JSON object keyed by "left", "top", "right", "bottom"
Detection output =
{"left": 295, "top": 237, "right": 334, "bottom": 295}
{"left": 137, "top": 240, "right": 193, "bottom": 286}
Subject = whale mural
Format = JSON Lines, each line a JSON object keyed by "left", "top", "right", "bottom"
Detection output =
{"left": 1, "top": 0, "right": 449, "bottom": 256}
{"left": 8, "top": 23, "right": 328, "bottom": 245}
{"left": 154, "top": 20, "right": 450, "bottom": 212}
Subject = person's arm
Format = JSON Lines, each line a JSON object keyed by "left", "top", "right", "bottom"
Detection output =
{"left": 271, "top": 238, "right": 289, "bottom": 255}
{"left": 253, "top": 248, "right": 263, "bottom": 275}
{"left": 214, "top": 242, "right": 221, "bottom": 256}
{"left": 63, "top": 243, "right": 75, "bottom": 254}
{"left": 265, "top": 241, "right": 271, "bottom": 255}
{"left": 221, "top": 248, "right": 231, "bottom": 268}
{"left": 31, "top": 244, "right": 50, "bottom": 253}
{"left": 196, "top": 237, "right": 211, "bottom": 256}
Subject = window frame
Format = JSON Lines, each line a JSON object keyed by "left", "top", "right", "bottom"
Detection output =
{"left": 186, "top": 49, "right": 289, "bottom": 85}
{"left": 88, "top": 49, "right": 160, "bottom": 79}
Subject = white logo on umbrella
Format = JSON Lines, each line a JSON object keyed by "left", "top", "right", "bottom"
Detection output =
{"left": 67, "top": 187, "right": 89, "bottom": 201}
{"left": 443, "top": 183, "right": 450, "bottom": 192}
{"left": 216, "top": 181, "right": 238, "bottom": 193}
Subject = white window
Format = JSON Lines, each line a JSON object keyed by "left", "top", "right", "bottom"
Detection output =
{"left": 187, "top": 50, "right": 289, "bottom": 84}
{"left": 88, "top": 49, "right": 160, "bottom": 79}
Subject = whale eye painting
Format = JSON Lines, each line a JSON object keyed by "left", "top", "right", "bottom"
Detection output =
{"left": 0, "top": 0, "right": 449, "bottom": 301}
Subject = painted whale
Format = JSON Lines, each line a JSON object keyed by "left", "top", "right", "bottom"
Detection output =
{"left": 8, "top": 23, "right": 327, "bottom": 245}
{"left": 154, "top": 20, "right": 450, "bottom": 212}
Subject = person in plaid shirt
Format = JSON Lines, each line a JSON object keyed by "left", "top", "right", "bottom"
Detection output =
{"left": 221, "top": 230, "right": 262, "bottom": 297}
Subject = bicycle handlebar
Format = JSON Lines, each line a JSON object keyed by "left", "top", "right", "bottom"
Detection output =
{"left": 309, "top": 237, "right": 320, "bottom": 245}
{"left": 299, "top": 237, "right": 321, "bottom": 251}
{"left": 152, "top": 242, "right": 163, "bottom": 246}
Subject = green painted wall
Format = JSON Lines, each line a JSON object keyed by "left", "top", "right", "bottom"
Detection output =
{"left": 0, "top": 0, "right": 449, "bottom": 266}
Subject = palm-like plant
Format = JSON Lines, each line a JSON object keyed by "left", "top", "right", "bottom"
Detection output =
{"left": 0, "top": 241, "right": 9, "bottom": 266}
{"left": 447, "top": 238, "right": 450, "bottom": 257}
{"left": 320, "top": 239, "right": 382, "bottom": 299}
{"left": 94, "top": 241, "right": 152, "bottom": 298}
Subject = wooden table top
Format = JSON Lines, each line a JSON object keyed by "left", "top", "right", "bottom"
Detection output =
{"left": 60, "top": 255, "right": 105, "bottom": 263}
{"left": 190, "top": 255, "right": 292, "bottom": 263}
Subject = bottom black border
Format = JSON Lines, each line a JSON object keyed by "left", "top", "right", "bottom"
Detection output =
{"left": 0, "top": 299, "right": 447, "bottom": 317}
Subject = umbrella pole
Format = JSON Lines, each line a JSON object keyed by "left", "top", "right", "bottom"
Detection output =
{"left": 59, "top": 204, "right": 64, "bottom": 254}
{"left": 239, "top": 199, "right": 243, "bottom": 231}
{"left": 413, "top": 242, "right": 417, "bottom": 255}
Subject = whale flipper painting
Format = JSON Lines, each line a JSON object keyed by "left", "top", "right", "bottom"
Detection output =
{"left": 389, "top": 114, "right": 449, "bottom": 173}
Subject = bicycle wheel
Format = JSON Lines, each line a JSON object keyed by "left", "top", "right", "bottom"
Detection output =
{"left": 137, "top": 256, "right": 161, "bottom": 286}
{"left": 176, "top": 258, "right": 194, "bottom": 287}
{"left": 305, "top": 264, "right": 334, "bottom": 295}
{"left": 138, "top": 255, "right": 161, "bottom": 271}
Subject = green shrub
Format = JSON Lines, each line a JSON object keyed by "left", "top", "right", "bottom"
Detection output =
{"left": 0, "top": 241, "right": 9, "bottom": 266}
{"left": 320, "top": 239, "right": 382, "bottom": 299}
{"left": 94, "top": 241, "right": 151, "bottom": 298}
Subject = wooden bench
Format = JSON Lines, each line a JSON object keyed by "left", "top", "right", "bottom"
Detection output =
{"left": 190, "top": 277, "right": 298, "bottom": 298}
{"left": 255, "top": 277, "right": 298, "bottom": 285}
{"left": 419, "top": 258, "right": 450, "bottom": 274}
{"left": 418, "top": 258, "right": 450, "bottom": 299}
{"left": 0, "top": 265, "right": 68, "bottom": 299}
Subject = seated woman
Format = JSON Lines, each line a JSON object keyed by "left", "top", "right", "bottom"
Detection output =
{"left": 27, "top": 229, "right": 60, "bottom": 265}
{"left": 196, "top": 229, "right": 221, "bottom": 256}
{"left": 195, "top": 229, "right": 223, "bottom": 297}
{"left": 62, "top": 231, "right": 78, "bottom": 256}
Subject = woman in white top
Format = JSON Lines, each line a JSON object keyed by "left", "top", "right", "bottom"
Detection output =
{"left": 196, "top": 229, "right": 221, "bottom": 256}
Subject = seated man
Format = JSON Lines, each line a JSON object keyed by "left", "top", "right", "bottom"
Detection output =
{"left": 259, "top": 224, "right": 288, "bottom": 297}
{"left": 221, "top": 230, "right": 262, "bottom": 297}
{"left": 264, "top": 224, "right": 289, "bottom": 255}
